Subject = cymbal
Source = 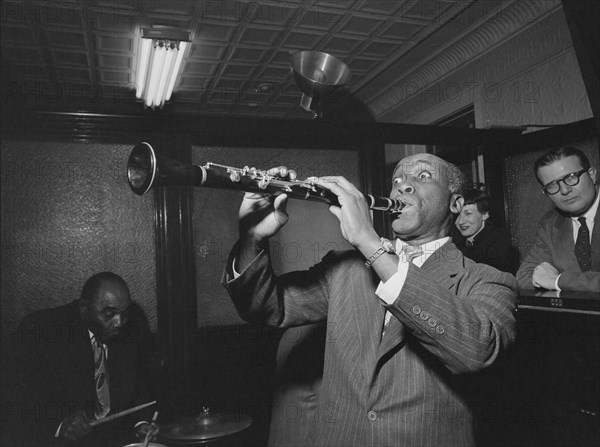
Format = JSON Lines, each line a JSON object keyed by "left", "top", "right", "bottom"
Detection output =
{"left": 159, "top": 411, "right": 252, "bottom": 442}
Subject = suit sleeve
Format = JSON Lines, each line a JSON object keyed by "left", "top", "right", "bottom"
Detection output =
{"left": 388, "top": 263, "right": 517, "bottom": 374}
{"left": 221, "top": 242, "right": 330, "bottom": 327}
{"left": 516, "top": 221, "right": 555, "bottom": 289}
{"left": 517, "top": 221, "right": 600, "bottom": 292}
{"left": 557, "top": 271, "right": 600, "bottom": 292}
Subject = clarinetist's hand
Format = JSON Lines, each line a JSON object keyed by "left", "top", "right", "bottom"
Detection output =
{"left": 237, "top": 167, "right": 292, "bottom": 270}
{"left": 314, "top": 176, "right": 380, "bottom": 249}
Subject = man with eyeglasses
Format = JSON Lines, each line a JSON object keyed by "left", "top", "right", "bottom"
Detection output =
{"left": 517, "top": 146, "right": 599, "bottom": 292}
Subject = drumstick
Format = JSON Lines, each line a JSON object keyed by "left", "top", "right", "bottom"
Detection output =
{"left": 89, "top": 401, "right": 156, "bottom": 427}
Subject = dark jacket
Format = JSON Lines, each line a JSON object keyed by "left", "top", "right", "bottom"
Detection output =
{"left": 454, "top": 224, "right": 516, "bottom": 274}
{"left": 3, "top": 300, "right": 156, "bottom": 447}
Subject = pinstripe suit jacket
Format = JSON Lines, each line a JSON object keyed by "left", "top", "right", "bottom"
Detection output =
{"left": 223, "top": 241, "right": 517, "bottom": 447}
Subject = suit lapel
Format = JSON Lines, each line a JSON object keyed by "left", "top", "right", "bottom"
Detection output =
{"left": 375, "top": 243, "right": 462, "bottom": 361}
{"left": 553, "top": 213, "right": 580, "bottom": 271}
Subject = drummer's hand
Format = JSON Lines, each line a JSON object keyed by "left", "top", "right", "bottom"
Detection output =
{"left": 312, "top": 176, "right": 379, "bottom": 249}
{"left": 238, "top": 166, "right": 294, "bottom": 243}
{"left": 135, "top": 422, "right": 159, "bottom": 441}
{"left": 58, "top": 410, "right": 92, "bottom": 443}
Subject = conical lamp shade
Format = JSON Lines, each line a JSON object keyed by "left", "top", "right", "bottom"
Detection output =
{"left": 290, "top": 51, "right": 351, "bottom": 116}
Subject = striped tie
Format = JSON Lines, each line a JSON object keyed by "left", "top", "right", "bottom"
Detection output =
{"left": 92, "top": 336, "right": 110, "bottom": 419}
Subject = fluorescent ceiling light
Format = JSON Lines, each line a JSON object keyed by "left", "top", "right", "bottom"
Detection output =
{"left": 135, "top": 27, "right": 190, "bottom": 109}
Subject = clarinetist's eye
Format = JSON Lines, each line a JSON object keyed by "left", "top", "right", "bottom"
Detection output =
{"left": 417, "top": 171, "right": 432, "bottom": 181}
{"left": 392, "top": 178, "right": 402, "bottom": 187}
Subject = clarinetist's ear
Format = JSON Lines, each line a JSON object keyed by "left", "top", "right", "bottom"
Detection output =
{"left": 450, "top": 194, "right": 464, "bottom": 215}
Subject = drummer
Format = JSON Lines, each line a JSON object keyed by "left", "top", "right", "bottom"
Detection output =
{"left": 2, "top": 272, "right": 160, "bottom": 447}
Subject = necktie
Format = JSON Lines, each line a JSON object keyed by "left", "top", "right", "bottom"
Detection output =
{"left": 574, "top": 217, "right": 591, "bottom": 272}
{"left": 466, "top": 239, "right": 474, "bottom": 248}
{"left": 92, "top": 336, "right": 110, "bottom": 419}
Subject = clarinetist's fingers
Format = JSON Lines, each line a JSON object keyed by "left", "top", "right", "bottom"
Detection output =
{"left": 318, "top": 176, "right": 360, "bottom": 193}
{"left": 266, "top": 166, "right": 298, "bottom": 181}
{"left": 266, "top": 166, "right": 286, "bottom": 177}
{"left": 244, "top": 192, "right": 271, "bottom": 200}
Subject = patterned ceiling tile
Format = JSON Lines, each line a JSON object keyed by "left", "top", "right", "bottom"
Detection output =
{"left": 380, "top": 21, "right": 424, "bottom": 40}
{"left": 251, "top": 3, "right": 304, "bottom": 26}
{"left": 282, "top": 30, "right": 323, "bottom": 49}
{"left": 270, "top": 49, "right": 295, "bottom": 65}
{"left": 357, "top": 1, "right": 405, "bottom": 15}
{"left": 11, "top": 64, "right": 47, "bottom": 79}
{"left": 339, "top": 15, "right": 386, "bottom": 36}
{"left": 98, "top": 54, "right": 132, "bottom": 69}
{"left": 95, "top": 33, "right": 133, "bottom": 52}
{"left": 256, "top": 65, "right": 293, "bottom": 81}
{"left": 183, "top": 61, "right": 218, "bottom": 76}
{"left": 45, "top": 29, "right": 87, "bottom": 50}
{"left": 98, "top": 70, "right": 130, "bottom": 84}
{"left": 229, "top": 46, "right": 270, "bottom": 63}
{"left": 179, "top": 76, "right": 210, "bottom": 91}
{"left": 1, "top": 25, "right": 37, "bottom": 45}
{"left": 0, "top": 0, "right": 557, "bottom": 120}
{"left": 362, "top": 40, "right": 401, "bottom": 57}
{"left": 403, "top": 0, "right": 453, "bottom": 20}
{"left": 194, "top": 22, "right": 238, "bottom": 43}
{"left": 320, "top": 35, "right": 364, "bottom": 55}
{"left": 222, "top": 63, "right": 256, "bottom": 77}
{"left": 139, "top": 0, "right": 196, "bottom": 16}
{"left": 189, "top": 43, "right": 226, "bottom": 60}
{"left": 94, "top": 12, "right": 137, "bottom": 33}
{"left": 348, "top": 57, "right": 381, "bottom": 73}
{"left": 240, "top": 26, "right": 282, "bottom": 45}
{"left": 52, "top": 50, "right": 89, "bottom": 66}
{"left": 57, "top": 67, "right": 90, "bottom": 81}
{"left": 4, "top": 47, "right": 42, "bottom": 65}
{"left": 299, "top": 8, "right": 345, "bottom": 30}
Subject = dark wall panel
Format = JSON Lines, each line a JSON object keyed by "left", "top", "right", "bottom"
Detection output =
{"left": 1, "top": 139, "right": 157, "bottom": 339}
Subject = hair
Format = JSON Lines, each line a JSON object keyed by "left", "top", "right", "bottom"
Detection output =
{"left": 80, "top": 271, "right": 129, "bottom": 303}
{"left": 461, "top": 188, "right": 490, "bottom": 214}
{"left": 533, "top": 146, "right": 591, "bottom": 183}
{"left": 441, "top": 160, "right": 465, "bottom": 195}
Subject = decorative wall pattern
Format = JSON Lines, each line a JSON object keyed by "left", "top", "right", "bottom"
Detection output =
{"left": 1, "top": 140, "right": 157, "bottom": 341}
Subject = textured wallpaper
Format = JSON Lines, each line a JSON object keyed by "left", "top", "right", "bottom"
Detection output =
{"left": 1, "top": 139, "right": 157, "bottom": 340}
{"left": 191, "top": 146, "right": 359, "bottom": 327}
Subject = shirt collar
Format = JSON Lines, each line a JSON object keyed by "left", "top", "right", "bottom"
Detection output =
{"left": 395, "top": 236, "right": 450, "bottom": 266}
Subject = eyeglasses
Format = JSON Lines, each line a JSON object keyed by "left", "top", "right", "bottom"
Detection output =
{"left": 541, "top": 169, "right": 589, "bottom": 195}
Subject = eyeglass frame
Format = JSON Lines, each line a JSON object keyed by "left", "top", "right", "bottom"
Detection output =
{"left": 541, "top": 168, "right": 590, "bottom": 195}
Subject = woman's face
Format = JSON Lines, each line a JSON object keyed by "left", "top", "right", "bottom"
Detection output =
{"left": 455, "top": 204, "right": 488, "bottom": 238}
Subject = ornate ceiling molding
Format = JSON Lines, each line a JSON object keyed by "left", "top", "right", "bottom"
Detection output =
{"left": 366, "top": 0, "right": 562, "bottom": 120}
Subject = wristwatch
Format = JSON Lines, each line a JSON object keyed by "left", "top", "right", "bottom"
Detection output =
{"left": 364, "top": 237, "right": 395, "bottom": 268}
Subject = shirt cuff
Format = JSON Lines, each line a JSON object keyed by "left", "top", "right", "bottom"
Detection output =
{"left": 554, "top": 273, "right": 562, "bottom": 292}
{"left": 375, "top": 258, "right": 409, "bottom": 305}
